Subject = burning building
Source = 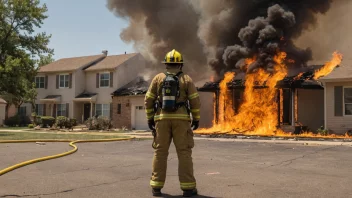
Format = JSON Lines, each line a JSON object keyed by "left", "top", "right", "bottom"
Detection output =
{"left": 107, "top": 0, "right": 351, "bottom": 136}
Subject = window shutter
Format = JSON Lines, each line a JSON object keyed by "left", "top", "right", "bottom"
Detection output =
{"left": 45, "top": 75, "right": 48, "bottom": 89}
{"left": 56, "top": 75, "right": 59, "bottom": 89}
{"left": 53, "top": 104, "right": 57, "bottom": 118}
{"left": 66, "top": 103, "right": 69, "bottom": 117}
{"left": 96, "top": 73, "right": 99, "bottom": 88}
{"left": 69, "top": 73, "right": 73, "bottom": 89}
{"left": 43, "top": 104, "right": 46, "bottom": 116}
{"left": 110, "top": 72, "right": 113, "bottom": 87}
{"left": 334, "top": 86, "right": 343, "bottom": 116}
{"left": 110, "top": 103, "right": 113, "bottom": 118}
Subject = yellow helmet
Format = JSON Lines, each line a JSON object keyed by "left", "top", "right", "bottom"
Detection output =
{"left": 162, "top": 49, "right": 184, "bottom": 64}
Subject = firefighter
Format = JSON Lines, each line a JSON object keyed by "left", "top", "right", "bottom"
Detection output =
{"left": 145, "top": 49, "right": 201, "bottom": 197}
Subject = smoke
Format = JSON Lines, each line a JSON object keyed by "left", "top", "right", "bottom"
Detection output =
{"left": 107, "top": 0, "right": 333, "bottom": 78}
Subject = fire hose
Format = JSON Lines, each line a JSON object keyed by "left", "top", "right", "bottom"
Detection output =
{"left": 0, "top": 138, "right": 133, "bottom": 176}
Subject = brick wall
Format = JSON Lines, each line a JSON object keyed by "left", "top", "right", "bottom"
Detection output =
{"left": 112, "top": 96, "right": 132, "bottom": 129}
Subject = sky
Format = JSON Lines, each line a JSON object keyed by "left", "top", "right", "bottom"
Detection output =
{"left": 39, "top": 0, "right": 135, "bottom": 60}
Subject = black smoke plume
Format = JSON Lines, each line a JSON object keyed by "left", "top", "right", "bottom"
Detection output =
{"left": 107, "top": 0, "right": 333, "bottom": 78}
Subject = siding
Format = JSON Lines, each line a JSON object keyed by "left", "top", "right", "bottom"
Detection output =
{"left": 35, "top": 73, "right": 75, "bottom": 118}
{"left": 85, "top": 54, "right": 146, "bottom": 104}
{"left": 0, "top": 104, "right": 5, "bottom": 126}
{"left": 297, "top": 89, "right": 324, "bottom": 132}
{"left": 325, "top": 81, "right": 352, "bottom": 134}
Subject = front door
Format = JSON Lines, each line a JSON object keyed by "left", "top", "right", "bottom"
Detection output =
{"left": 84, "top": 103, "right": 91, "bottom": 121}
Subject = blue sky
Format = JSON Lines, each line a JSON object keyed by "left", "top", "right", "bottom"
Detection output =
{"left": 39, "top": 0, "right": 134, "bottom": 60}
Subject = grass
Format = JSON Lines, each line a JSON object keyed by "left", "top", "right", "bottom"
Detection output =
{"left": 0, "top": 131, "right": 129, "bottom": 141}
{"left": 0, "top": 127, "right": 29, "bottom": 131}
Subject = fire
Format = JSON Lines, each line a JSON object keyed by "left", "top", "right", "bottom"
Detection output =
{"left": 313, "top": 52, "right": 343, "bottom": 80}
{"left": 199, "top": 52, "right": 287, "bottom": 135}
{"left": 294, "top": 72, "right": 304, "bottom": 81}
{"left": 197, "top": 51, "right": 351, "bottom": 139}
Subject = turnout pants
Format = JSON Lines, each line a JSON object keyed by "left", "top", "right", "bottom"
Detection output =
{"left": 150, "top": 120, "right": 196, "bottom": 190}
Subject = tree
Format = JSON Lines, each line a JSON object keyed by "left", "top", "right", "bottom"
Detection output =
{"left": 38, "top": 54, "right": 54, "bottom": 67}
{"left": 0, "top": 0, "right": 53, "bottom": 115}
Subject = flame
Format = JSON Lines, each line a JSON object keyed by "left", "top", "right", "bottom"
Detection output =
{"left": 294, "top": 72, "right": 304, "bottom": 81}
{"left": 197, "top": 51, "right": 351, "bottom": 139}
{"left": 210, "top": 75, "right": 215, "bottom": 82}
{"left": 313, "top": 52, "right": 343, "bottom": 80}
{"left": 287, "top": 59, "right": 295, "bottom": 63}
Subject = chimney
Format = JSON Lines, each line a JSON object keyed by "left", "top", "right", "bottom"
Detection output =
{"left": 102, "top": 50, "right": 108, "bottom": 56}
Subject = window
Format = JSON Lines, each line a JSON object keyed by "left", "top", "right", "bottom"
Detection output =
{"left": 117, "top": 104, "right": 121, "bottom": 114}
{"left": 59, "top": 74, "right": 69, "bottom": 88}
{"left": 100, "top": 73, "right": 110, "bottom": 87}
{"left": 35, "top": 77, "right": 45, "bottom": 88}
{"left": 36, "top": 104, "right": 44, "bottom": 116}
{"left": 57, "top": 104, "right": 67, "bottom": 117}
{"left": 344, "top": 87, "right": 352, "bottom": 115}
{"left": 18, "top": 107, "right": 26, "bottom": 116}
{"left": 96, "top": 104, "right": 110, "bottom": 117}
{"left": 136, "top": 106, "right": 145, "bottom": 110}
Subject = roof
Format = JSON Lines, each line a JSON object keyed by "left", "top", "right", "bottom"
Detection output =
{"left": 43, "top": 95, "right": 61, "bottom": 99}
{"left": 198, "top": 65, "right": 325, "bottom": 92}
{"left": 75, "top": 92, "right": 97, "bottom": 99}
{"left": 320, "top": 65, "right": 352, "bottom": 81}
{"left": 0, "top": 98, "right": 7, "bottom": 104}
{"left": 39, "top": 54, "right": 105, "bottom": 73}
{"left": 112, "top": 76, "right": 150, "bottom": 96}
{"left": 85, "top": 53, "right": 139, "bottom": 72}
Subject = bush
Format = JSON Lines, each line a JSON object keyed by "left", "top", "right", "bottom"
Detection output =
{"left": 28, "top": 124, "right": 34, "bottom": 128}
{"left": 5, "top": 115, "right": 20, "bottom": 127}
{"left": 85, "top": 116, "right": 112, "bottom": 130}
{"left": 56, "top": 116, "right": 68, "bottom": 129}
{"left": 55, "top": 116, "right": 77, "bottom": 129}
{"left": 19, "top": 115, "right": 31, "bottom": 126}
{"left": 41, "top": 116, "right": 55, "bottom": 128}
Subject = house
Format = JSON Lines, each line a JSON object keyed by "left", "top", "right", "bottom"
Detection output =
{"left": 111, "top": 76, "right": 150, "bottom": 130}
{"left": 0, "top": 98, "right": 6, "bottom": 126}
{"left": 198, "top": 65, "right": 327, "bottom": 134}
{"left": 320, "top": 65, "right": 352, "bottom": 134}
{"left": 35, "top": 51, "right": 145, "bottom": 123}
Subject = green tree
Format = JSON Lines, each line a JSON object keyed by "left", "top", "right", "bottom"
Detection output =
{"left": 38, "top": 54, "right": 54, "bottom": 67}
{"left": 0, "top": 0, "right": 53, "bottom": 115}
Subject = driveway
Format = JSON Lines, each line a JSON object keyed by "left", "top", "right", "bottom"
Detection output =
{"left": 0, "top": 139, "right": 352, "bottom": 198}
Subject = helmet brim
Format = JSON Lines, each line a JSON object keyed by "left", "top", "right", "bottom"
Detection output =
{"left": 162, "top": 61, "right": 184, "bottom": 64}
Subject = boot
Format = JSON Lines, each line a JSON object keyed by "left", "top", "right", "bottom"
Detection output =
{"left": 183, "top": 188, "right": 198, "bottom": 197}
{"left": 152, "top": 188, "right": 162, "bottom": 197}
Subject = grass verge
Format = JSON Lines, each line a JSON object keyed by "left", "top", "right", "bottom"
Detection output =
{"left": 0, "top": 131, "right": 129, "bottom": 141}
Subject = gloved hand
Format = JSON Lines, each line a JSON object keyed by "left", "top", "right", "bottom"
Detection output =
{"left": 191, "top": 120, "right": 199, "bottom": 130}
{"left": 148, "top": 119, "right": 155, "bottom": 131}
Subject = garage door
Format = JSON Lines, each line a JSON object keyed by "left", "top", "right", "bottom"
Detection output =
{"left": 135, "top": 106, "right": 148, "bottom": 130}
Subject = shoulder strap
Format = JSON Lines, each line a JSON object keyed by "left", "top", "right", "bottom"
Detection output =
{"left": 176, "top": 71, "right": 183, "bottom": 77}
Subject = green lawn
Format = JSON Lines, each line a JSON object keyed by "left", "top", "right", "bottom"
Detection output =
{"left": 0, "top": 131, "right": 129, "bottom": 141}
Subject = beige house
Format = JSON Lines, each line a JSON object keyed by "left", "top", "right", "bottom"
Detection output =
{"left": 320, "top": 65, "right": 352, "bottom": 134}
{"left": 0, "top": 98, "right": 6, "bottom": 126}
{"left": 36, "top": 51, "right": 145, "bottom": 123}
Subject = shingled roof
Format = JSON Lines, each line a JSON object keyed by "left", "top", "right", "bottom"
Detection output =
{"left": 85, "top": 53, "right": 139, "bottom": 72}
{"left": 112, "top": 76, "right": 150, "bottom": 96}
{"left": 320, "top": 65, "right": 352, "bottom": 81}
{"left": 39, "top": 54, "right": 105, "bottom": 73}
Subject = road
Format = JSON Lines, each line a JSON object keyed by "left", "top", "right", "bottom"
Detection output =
{"left": 0, "top": 138, "right": 352, "bottom": 198}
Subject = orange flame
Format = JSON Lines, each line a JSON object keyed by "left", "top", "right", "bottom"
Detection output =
{"left": 294, "top": 72, "right": 304, "bottom": 81}
{"left": 197, "top": 51, "right": 350, "bottom": 139}
{"left": 314, "top": 52, "right": 343, "bottom": 80}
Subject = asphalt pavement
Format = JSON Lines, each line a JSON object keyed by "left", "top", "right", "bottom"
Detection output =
{"left": 1, "top": 139, "right": 352, "bottom": 198}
